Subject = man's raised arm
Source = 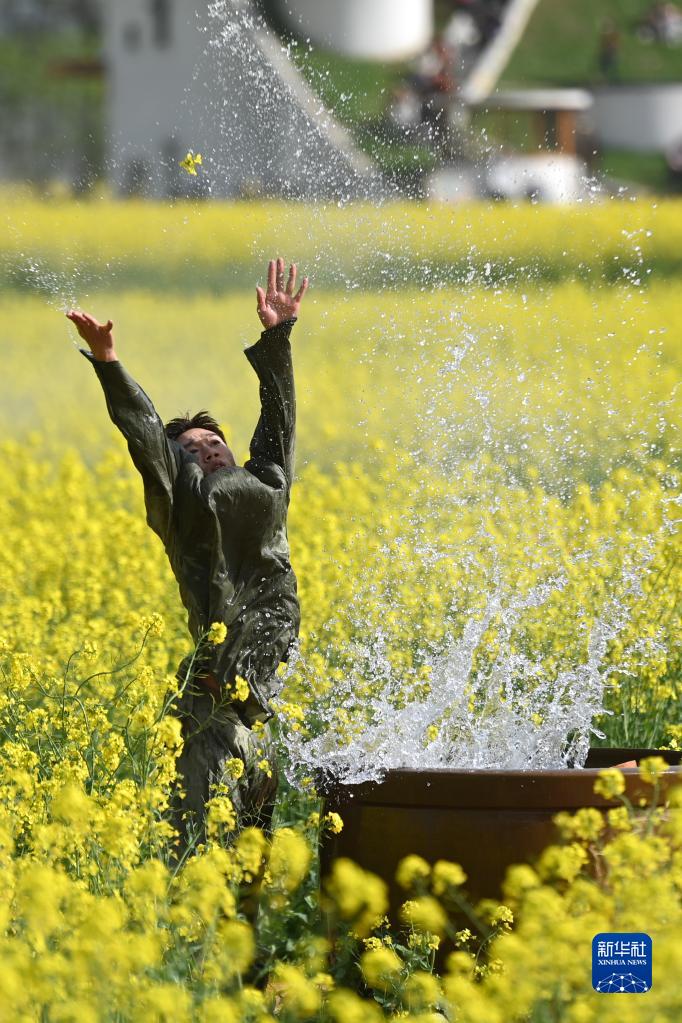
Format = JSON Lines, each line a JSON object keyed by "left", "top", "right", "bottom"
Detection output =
{"left": 66, "top": 310, "right": 182, "bottom": 546}
{"left": 245, "top": 319, "right": 297, "bottom": 487}
{"left": 244, "top": 258, "right": 308, "bottom": 492}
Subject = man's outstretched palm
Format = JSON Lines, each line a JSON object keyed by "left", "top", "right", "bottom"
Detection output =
{"left": 66, "top": 310, "right": 117, "bottom": 362}
{"left": 256, "top": 257, "right": 308, "bottom": 329}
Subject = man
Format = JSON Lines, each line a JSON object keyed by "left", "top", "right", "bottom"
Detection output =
{"left": 67, "top": 257, "right": 308, "bottom": 852}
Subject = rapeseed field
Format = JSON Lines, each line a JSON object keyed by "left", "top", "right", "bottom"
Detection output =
{"left": 0, "top": 197, "right": 680, "bottom": 1020}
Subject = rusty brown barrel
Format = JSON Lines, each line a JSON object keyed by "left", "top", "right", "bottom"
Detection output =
{"left": 318, "top": 748, "right": 682, "bottom": 905}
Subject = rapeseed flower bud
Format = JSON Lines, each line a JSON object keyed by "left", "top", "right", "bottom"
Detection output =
{"left": 360, "top": 945, "right": 403, "bottom": 991}
{"left": 396, "top": 854, "right": 431, "bottom": 891}
{"left": 238, "top": 988, "right": 266, "bottom": 1014}
{"left": 362, "top": 936, "right": 382, "bottom": 950}
{"left": 639, "top": 755, "right": 669, "bottom": 785}
{"left": 223, "top": 757, "right": 244, "bottom": 780}
{"left": 268, "top": 827, "right": 312, "bottom": 892}
{"left": 139, "top": 612, "right": 165, "bottom": 636}
{"left": 324, "top": 858, "right": 388, "bottom": 936}
{"left": 207, "top": 621, "right": 227, "bottom": 645}
{"left": 603, "top": 832, "right": 669, "bottom": 877}
{"left": 445, "top": 950, "right": 476, "bottom": 976}
{"left": 229, "top": 675, "right": 250, "bottom": 701}
{"left": 606, "top": 805, "right": 632, "bottom": 832}
{"left": 235, "top": 827, "right": 268, "bottom": 881}
{"left": 408, "top": 930, "right": 441, "bottom": 951}
{"left": 179, "top": 151, "right": 202, "bottom": 176}
{"left": 537, "top": 842, "right": 588, "bottom": 883}
{"left": 403, "top": 970, "right": 442, "bottom": 1010}
{"left": 326, "top": 989, "right": 384, "bottom": 1022}
{"left": 490, "top": 904, "right": 514, "bottom": 929}
{"left": 593, "top": 767, "right": 626, "bottom": 800}
{"left": 50, "top": 783, "right": 91, "bottom": 830}
{"left": 130, "top": 702, "right": 156, "bottom": 732}
{"left": 152, "top": 715, "right": 183, "bottom": 752}
{"left": 136, "top": 984, "right": 192, "bottom": 1021}
{"left": 197, "top": 996, "right": 240, "bottom": 1023}
{"left": 206, "top": 795, "right": 237, "bottom": 839}
{"left": 272, "top": 963, "right": 321, "bottom": 1017}
{"left": 323, "top": 811, "right": 344, "bottom": 834}
{"left": 554, "top": 807, "right": 605, "bottom": 843}
{"left": 401, "top": 896, "right": 448, "bottom": 937}
{"left": 204, "top": 919, "right": 255, "bottom": 980}
{"left": 125, "top": 860, "right": 169, "bottom": 900}
{"left": 431, "top": 859, "right": 467, "bottom": 894}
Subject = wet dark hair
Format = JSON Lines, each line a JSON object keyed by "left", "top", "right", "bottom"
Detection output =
{"left": 164, "top": 410, "right": 227, "bottom": 444}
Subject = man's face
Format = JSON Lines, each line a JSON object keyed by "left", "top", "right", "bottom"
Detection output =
{"left": 178, "top": 428, "right": 236, "bottom": 475}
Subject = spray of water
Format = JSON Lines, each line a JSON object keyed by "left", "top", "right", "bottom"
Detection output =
{"left": 281, "top": 516, "right": 670, "bottom": 784}
{"left": 192, "top": 1, "right": 386, "bottom": 202}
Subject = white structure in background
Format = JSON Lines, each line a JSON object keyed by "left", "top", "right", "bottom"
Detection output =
{"left": 275, "top": 0, "right": 432, "bottom": 61}
{"left": 484, "top": 153, "right": 588, "bottom": 203}
{"left": 430, "top": 153, "right": 590, "bottom": 205}
{"left": 460, "top": 0, "right": 540, "bottom": 104}
{"left": 592, "top": 83, "right": 682, "bottom": 152}
{"left": 429, "top": 88, "right": 594, "bottom": 204}
{"left": 105, "top": 0, "right": 376, "bottom": 198}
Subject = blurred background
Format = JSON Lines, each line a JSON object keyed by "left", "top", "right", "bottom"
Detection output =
{"left": 1, "top": 0, "right": 681, "bottom": 203}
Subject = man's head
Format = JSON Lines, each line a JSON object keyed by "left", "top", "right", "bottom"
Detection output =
{"left": 165, "top": 411, "right": 237, "bottom": 475}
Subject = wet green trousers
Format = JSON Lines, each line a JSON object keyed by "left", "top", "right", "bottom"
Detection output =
{"left": 169, "top": 684, "right": 279, "bottom": 855}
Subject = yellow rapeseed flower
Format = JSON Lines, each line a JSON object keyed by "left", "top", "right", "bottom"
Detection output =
{"left": 207, "top": 621, "right": 227, "bottom": 645}
{"left": 639, "top": 755, "right": 669, "bottom": 785}
{"left": 179, "top": 151, "right": 203, "bottom": 176}
{"left": 268, "top": 828, "right": 312, "bottom": 892}
{"left": 431, "top": 859, "right": 467, "bottom": 894}
{"left": 324, "top": 859, "right": 388, "bottom": 936}
{"left": 360, "top": 945, "right": 403, "bottom": 991}
{"left": 593, "top": 767, "right": 626, "bottom": 800}
{"left": 323, "top": 812, "right": 344, "bottom": 834}
{"left": 272, "top": 963, "right": 321, "bottom": 1018}
{"left": 396, "top": 854, "right": 432, "bottom": 891}
{"left": 223, "top": 757, "right": 244, "bottom": 780}
{"left": 230, "top": 675, "right": 250, "bottom": 701}
{"left": 401, "top": 896, "right": 448, "bottom": 937}
{"left": 326, "top": 989, "right": 384, "bottom": 1023}
{"left": 537, "top": 842, "right": 589, "bottom": 884}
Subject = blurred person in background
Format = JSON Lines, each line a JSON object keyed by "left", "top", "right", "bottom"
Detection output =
{"left": 598, "top": 18, "right": 621, "bottom": 80}
{"left": 636, "top": 2, "right": 682, "bottom": 44}
{"left": 66, "top": 257, "right": 308, "bottom": 857}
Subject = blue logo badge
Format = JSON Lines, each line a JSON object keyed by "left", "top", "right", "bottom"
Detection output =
{"left": 592, "top": 933, "right": 652, "bottom": 992}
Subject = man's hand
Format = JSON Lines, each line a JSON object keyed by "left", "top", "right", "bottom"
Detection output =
{"left": 256, "top": 257, "right": 308, "bottom": 330}
{"left": 66, "top": 310, "right": 118, "bottom": 362}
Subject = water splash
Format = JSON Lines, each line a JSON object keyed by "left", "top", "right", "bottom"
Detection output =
{"left": 283, "top": 538, "right": 663, "bottom": 783}
{"left": 194, "top": 0, "right": 385, "bottom": 201}
{"left": 15, "top": 256, "right": 79, "bottom": 313}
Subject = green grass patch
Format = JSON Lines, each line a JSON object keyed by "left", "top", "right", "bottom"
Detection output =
{"left": 0, "top": 31, "right": 103, "bottom": 107}
{"left": 599, "top": 148, "right": 672, "bottom": 192}
{"left": 289, "top": 44, "right": 408, "bottom": 128}
{"left": 502, "top": 0, "right": 682, "bottom": 86}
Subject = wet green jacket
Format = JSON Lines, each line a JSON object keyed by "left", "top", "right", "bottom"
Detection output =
{"left": 82, "top": 319, "right": 300, "bottom": 724}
